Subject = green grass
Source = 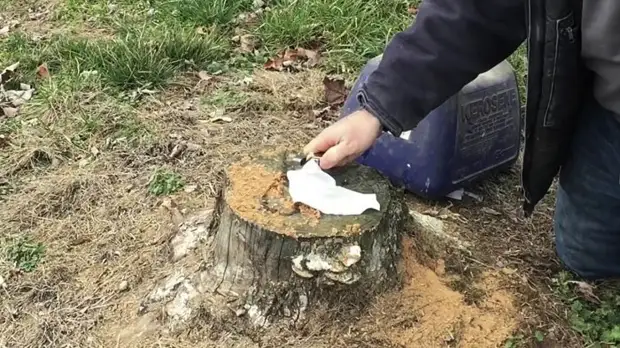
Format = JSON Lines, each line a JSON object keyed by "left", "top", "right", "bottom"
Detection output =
{"left": 148, "top": 170, "right": 185, "bottom": 196}
{"left": 554, "top": 271, "right": 620, "bottom": 346}
{"left": 1, "top": 28, "right": 229, "bottom": 90}
{"left": 257, "top": 0, "right": 415, "bottom": 71}
{"left": 6, "top": 237, "right": 45, "bottom": 272}
{"left": 508, "top": 44, "right": 528, "bottom": 104}
{"left": 158, "top": 0, "right": 254, "bottom": 28}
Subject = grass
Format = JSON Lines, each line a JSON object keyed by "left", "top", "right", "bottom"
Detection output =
{"left": 148, "top": 169, "right": 185, "bottom": 196}
{"left": 6, "top": 237, "right": 45, "bottom": 272}
{"left": 554, "top": 271, "right": 620, "bottom": 346}
{"left": 257, "top": 0, "right": 414, "bottom": 70}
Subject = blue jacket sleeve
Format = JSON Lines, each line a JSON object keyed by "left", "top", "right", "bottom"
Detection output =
{"left": 359, "top": 0, "right": 527, "bottom": 135}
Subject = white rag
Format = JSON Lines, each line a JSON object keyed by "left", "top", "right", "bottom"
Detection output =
{"left": 286, "top": 161, "right": 380, "bottom": 215}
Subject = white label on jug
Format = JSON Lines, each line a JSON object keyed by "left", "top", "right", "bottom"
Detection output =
{"left": 453, "top": 87, "right": 519, "bottom": 183}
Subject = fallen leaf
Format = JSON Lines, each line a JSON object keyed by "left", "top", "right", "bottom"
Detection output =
{"left": 282, "top": 48, "right": 298, "bottom": 62}
{"left": 297, "top": 48, "right": 320, "bottom": 67}
{"left": 567, "top": 280, "right": 601, "bottom": 304}
{"left": 161, "top": 197, "right": 184, "bottom": 226}
{"left": 239, "top": 34, "right": 257, "bottom": 53}
{"left": 312, "top": 106, "right": 331, "bottom": 119}
{"left": 168, "top": 143, "right": 187, "bottom": 159}
{"left": 0, "top": 26, "right": 9, "bottom": 37}
{"left": 36, "top": 63, "right": 50, "bottom": 79}
{"left": 407, "top": 6, "right": 418, "bottom": 15}
{"left": 323, "top": 76, "right": 348, "bottom": 106}
{"left": 198, "top": 70, "right": 211, "bottom": 81}
{"left": 1, "top": 107, "right": 19, "bottom": 118}
{"left": 264, "top": 48, "right": 300, "bottom": 71}
{"left": 264, "top": 57, "right": 284, "bottom": 71}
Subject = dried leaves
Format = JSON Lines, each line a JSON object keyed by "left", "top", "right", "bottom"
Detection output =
{"left": 264, "top": 47, "right": 321, "bottom": 71}
{"left": 323, "top": 76, "right": 347, "bottom": 106}
{"left": 0, "top": 20, "right": 19, "bottom": 39}
{"left": 567, "top": 280, "right": 601, "bottom": 304}
{"left": 407, "top": 5, "right": 419, "bottom": 15}
{"left": 232, "top": 26, "right": 258, "bottom": 54}
{"left": 36, "top": 63, "right": 50, "bottom": 79}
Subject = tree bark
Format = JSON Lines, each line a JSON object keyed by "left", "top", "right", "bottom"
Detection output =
{"left": 206, "top": 149, "right": 408, "bottom": 326}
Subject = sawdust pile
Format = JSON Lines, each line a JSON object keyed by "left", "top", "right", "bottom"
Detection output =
{"left": 226, "top": 163, "right": 321, "bottom": 235}
{"left": 365, "top": 237, "right": 519, "bottom": 348}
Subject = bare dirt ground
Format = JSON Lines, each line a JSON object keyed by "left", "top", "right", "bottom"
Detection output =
{"left": 0, "top": 1, "right": 609, "bottom": 348}
{"left": 0, "top": 67, "right": 577, "bottom": 347}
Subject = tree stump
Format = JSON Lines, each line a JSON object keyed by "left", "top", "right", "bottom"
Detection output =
{"left": 207, "top": 149, "right": 407, "bottom": 326}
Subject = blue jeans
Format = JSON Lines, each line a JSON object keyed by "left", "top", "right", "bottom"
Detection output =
{"left": 555, "top": 99, "right": 620, "bottom": 279}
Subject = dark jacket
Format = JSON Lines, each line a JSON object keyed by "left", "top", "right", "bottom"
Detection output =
{"left": 360, "top": 0, "right": 585, "bottom": 215}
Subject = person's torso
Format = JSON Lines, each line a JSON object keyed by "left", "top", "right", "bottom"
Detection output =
{"left": 581, "top": 1, "right": 620, "bottom": 115}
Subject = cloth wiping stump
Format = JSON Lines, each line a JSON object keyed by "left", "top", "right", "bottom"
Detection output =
{"left": 286, "top": 160, "right": 381, "bottom": 215}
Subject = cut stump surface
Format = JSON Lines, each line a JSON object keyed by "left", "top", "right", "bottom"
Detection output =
{"left": 208, "top": 149, "right": 408, "bottom": 325}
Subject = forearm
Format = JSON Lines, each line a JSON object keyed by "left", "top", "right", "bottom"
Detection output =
{"left": 360, "top": 0, "right": 527, "bottom": 135}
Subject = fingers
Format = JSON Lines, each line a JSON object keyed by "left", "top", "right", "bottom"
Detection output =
{"left": 303, "top": 130, "right": 336, "bottom": 156}
{"left": 318, "top": 141, "right": 355, "bottom": 170}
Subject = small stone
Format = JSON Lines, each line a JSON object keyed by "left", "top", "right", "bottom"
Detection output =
{"left": 184, "top": 185, "right": 197, "bottom": 193}
{"left": 118, "top": 280, "right": 129, "bottom": 292}
{"left": 235, "top": 308, "right": 246, "bottom": 317}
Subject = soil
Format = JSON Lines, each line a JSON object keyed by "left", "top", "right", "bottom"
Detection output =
{"left": 371, "top": 237, "right": 519, "bottom": 347}
{"left": 226, "top": 162, "right": 321, "bottom": 235}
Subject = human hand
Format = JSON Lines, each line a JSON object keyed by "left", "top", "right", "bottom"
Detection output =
{"left": 303, "top": 109, "right": 382, "bottom": 170}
